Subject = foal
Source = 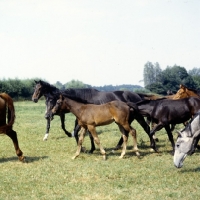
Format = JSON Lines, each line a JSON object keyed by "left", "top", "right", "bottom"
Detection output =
{"left": 51, "top": 95, "right": 140, "bottom": 160}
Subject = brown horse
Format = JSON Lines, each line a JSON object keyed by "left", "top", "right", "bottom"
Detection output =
{"left": 0, "top": 93, "right": 24, "bottom": 161}
{"left": 173, "top": 84, "right": 200, "bottom": 99}
{"left": 51, "top": 94, "right": 142, "bottom": 160}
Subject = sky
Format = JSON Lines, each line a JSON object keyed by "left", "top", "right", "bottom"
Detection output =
{"left": 0, "top": 0, "right": 200, "bottom": 87}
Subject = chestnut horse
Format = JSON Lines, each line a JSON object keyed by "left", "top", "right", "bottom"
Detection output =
{"left": 0, "top": 93, "right": 24, "bottom": 161}
{"left": 51, "top": 94, "right": 145, "bottom": 159}
{"left": 172, "top": 84, "right": 200, "bottom": 99}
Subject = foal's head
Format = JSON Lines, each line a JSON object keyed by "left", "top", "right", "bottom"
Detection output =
{"left": 51, "top": 95, "right": 63, "bottom": 116}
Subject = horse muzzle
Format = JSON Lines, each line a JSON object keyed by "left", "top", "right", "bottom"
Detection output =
{"left": 32, "top": 98, "right": 38, "bottom": 103}
{"left": 45, "top": 113, "right": 54, "bottom": 121}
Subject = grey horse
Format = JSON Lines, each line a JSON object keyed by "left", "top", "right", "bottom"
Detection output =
{"left": 174, "top": 111, "right": 200, "bottom": 168}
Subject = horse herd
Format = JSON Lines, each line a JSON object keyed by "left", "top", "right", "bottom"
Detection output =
{"left": 1, "top": 80, "right": 200, "bottom": 168}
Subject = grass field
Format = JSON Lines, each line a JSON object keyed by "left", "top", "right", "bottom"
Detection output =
{"left": 0, "top": 100, "right": 200, "bottom": 200}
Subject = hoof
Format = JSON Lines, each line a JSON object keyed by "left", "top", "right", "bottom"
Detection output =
{"left": 18, "top": 156, "right": 26, "bottom": 162}
{"left": 66, "top": 132, "right": 72, "bottom": 137}
{"left": 72, "top": 156, "right": 76, "bottom": 160}
{"left": 113, "top": 145, "right": 121, "bottom": 151}
{"left": 81, "top": 147, "right": 86, "bottom": 152}
{"left": 136, "top": 152, "right": 140, "bottom": 157}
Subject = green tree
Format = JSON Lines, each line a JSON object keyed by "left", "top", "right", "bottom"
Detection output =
{"left": 64, "top": 80, "right": 86, "bottom": 89}
{"left": 143, "top": 61, "right": 162, "bottom": 87}
{"left": 188, "top": 67, "right": 200, "bottom": 89}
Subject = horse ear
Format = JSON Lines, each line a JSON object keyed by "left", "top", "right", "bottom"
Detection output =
{"left": 176, "top": 130, "right": 182, "bottom": 137}
{"left": 34, "top": 80, "right": 38, "bottom": 84}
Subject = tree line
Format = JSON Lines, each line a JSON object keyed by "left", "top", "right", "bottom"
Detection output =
{"left": 0, "top": 62, "right": 199, "bottom": 100}
{"left": 0, "top": 78, "right": 144, "bottom": 100}
{"left": 143, "top": 62, "right": 200, "bottom": 95}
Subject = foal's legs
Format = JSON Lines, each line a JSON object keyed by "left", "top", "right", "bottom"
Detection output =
{"left": 116, "top": 125, "right": 128, "bottom": 158}
{"left": 72, "top": 127, "right": 87, "bottom": 159}
{"left": 87, "top": 125, "right": 106, "bottom": 160}
{"left": 73, "top": 123, "right": 96, "bottom": 153}
{"left": 6, "top": 129, "right": 24, "bottom": 161}
{"left": 129, "top": 126, "right": 140, "bottom": 156}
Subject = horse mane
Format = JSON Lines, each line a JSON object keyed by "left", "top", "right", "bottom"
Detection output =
{"left": 181, "top": 110, "right": 200, "bottom": 136}
{"left": 136, "top": 97, "right": 167, "bottom": 105}
{"left": 38, "top": 80, "right": 60, "bottom": 94}
{"left": 61, "top": 91, "right": 90, "bottom": 104}
{"left": 61, "top": 88, "right": 100, "bottom": 103}
{"left": 181, "top": 84, "right": 200, "bottom": 96}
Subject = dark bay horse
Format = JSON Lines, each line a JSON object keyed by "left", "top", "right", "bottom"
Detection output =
{"left": 0, "top": 93, "right": 24, "bottom": 161}
{"left": 51, "top": 94, "right": 143, "bottom": 159}
{"left": 32, "top": 80, "right": 155, "bottom": 153}
{"left": 127, "top": 97, "right": 200, "bottom": 154}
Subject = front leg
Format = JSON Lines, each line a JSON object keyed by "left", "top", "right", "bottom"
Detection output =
{"left": 43, "top": 118, "right": 51, "bottom": 141}
{"left": 72, "top": 127, "right": 86, "bottom": 159}
{"left": 60, "top": 113, "right": 72, "bottom": 137}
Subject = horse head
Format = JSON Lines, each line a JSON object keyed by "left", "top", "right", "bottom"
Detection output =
{"left": 174, "top": 113, "right": 200, "bottom": 168}
{"left": 32, "top": 80, "right": 45, "bottom": 102}
{"left": 44, "top": 92, "right": 61, "bottom": 120}
{"left": 173, "top": 84, "right": 199, "bottom": 100}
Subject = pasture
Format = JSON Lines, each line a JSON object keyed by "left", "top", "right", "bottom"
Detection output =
{"left": 0, "top": 101, "right": 200, "bottom": 199}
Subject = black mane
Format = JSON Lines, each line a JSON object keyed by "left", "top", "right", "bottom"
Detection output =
{"left": 38, "top": 80, "right": 60, "bottom": 95}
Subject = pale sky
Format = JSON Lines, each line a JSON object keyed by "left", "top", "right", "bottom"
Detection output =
{"left": 0, "top": 0, "right": 200, "bottom": 87}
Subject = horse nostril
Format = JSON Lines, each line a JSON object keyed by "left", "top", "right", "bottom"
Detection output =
{"left": 44, "top": 114, "right": 50, "bottom": 119}
{"left": 33, "top": 99, "right": 38, "bottom": 103}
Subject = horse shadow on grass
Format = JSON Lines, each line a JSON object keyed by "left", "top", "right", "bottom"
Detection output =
{"left": 178, "top": 167, "right": 200, "bottom": 173}
{"left": 0, "top": 156, "right": 49, "bottom": 164}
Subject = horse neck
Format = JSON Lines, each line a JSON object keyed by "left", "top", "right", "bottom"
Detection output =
{"left": 190, "top": 114, "right": 200, "bottom": 135}
{"left": 186, "top": 89, "right": 199, "bottom": 98}
{"left": 137, "top": 101, "right": 154, "bottom": 116}
{"left": 42, "top": 84, "right": 59, "bottom": 97}
{"left": 63, "top": 97, "right": 84, "bottom": 118}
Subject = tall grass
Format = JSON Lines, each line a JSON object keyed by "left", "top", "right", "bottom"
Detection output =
{"left": 0, "top": 100, "right": 200, "bottom": 200}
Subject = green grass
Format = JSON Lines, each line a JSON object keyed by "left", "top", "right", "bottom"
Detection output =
{"left": 0, "top": 100, "right": 200, "bottom": 200}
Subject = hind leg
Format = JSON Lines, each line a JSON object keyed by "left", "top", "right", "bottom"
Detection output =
{"left": 6, "top": 129, "right": 24, "bottom": 161}
{"left": 129, "top": 126, "right": 140, "bottom": 156}
{"left": 117, "top": 125, "right": 129, "bottom": 158}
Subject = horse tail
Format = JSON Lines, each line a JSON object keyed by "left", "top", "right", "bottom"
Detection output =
{"left": 127, "top": 102, "right": 139, "bottom": 111}
{"left": 0, "top": 93, "right": 15, "bottom": 133}
{"left": 127, "top": 101, "right": 150, "bottom": 134}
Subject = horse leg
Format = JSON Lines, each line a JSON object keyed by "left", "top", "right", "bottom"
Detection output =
{"left": 88, "top": 125, "right": 106, "bottom": 160}
{"left": 72, "top": 127, "right": 86, "bottom": 159}
{"left": 134, "top": 113, "right": 157, "bottom": 152}
{"left": 114, "top": 136, "right": 123, "bottom": 150}
{"left": 43, "top": 118, "right": 51, "bottom": 141}
{"left": 73, "top": 123, "right": 95, "bottom": 153}
{"left": 6, "top": 129, "right": 25, "bottom": 161}
{"left": 60, "top": 113, "right": 72, "bottom": 137}
{"left": 165, "top": 125, "right": 175, "bottom": 155}
{"left": 88, "top": 131, "right": 96, "bottom": 153}
{"left": 129, "top": 126, "right": 140, "bottom": 156}
{"left": 117, "top": 125, "right": 129, "bottom": 159}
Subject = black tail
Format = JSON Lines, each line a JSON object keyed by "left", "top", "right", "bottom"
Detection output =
{"left": 127, "top": 101, "right": 150, "bottom": 134}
